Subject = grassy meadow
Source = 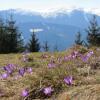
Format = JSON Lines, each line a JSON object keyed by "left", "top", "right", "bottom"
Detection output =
{"left": 0, "top": 46, "right": 100, "bottom": 100}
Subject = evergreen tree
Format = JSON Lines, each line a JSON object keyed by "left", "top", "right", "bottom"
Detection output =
{"left": 75, "top": 31, "right": 83, "bottom": 45}
{"left": 86, "top": 15, "right": 100, "bottom": 47}
{"left": 43, "top": 41, "right": 49, "bottom": 52}
{"left": 0, "top": 15, "right": 24, "bottom": 53}
{"left": 0, "top": 17, "right": 6, "bottom": 53}
{"left": 5, "top": 15, "right": 24, "bottom": 53}
{"left": 28, "top": 29, "right": 40, "bottom": 52}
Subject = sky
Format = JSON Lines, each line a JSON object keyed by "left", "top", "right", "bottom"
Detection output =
{"left": 0, "top": 0, "right": 100, "bottom": 13}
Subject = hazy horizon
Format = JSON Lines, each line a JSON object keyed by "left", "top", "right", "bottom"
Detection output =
{"left": 0, "top": 0, "right": 100, "bottom": 14}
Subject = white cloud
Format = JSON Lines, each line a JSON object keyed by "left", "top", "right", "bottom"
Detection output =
{"left": 30, "top": 28, "right": 43, "bottom": 33}
{"left": 0, "top": 0, "right": 100, "bottom": 15}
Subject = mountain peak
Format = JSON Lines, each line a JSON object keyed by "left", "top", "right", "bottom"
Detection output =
{"left": 0, "top": 7, "right": 100, "bottom": 18}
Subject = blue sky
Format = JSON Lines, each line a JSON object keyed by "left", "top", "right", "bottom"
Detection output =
{"left": 0, "top": 0, "right": 100, "bottom": 13}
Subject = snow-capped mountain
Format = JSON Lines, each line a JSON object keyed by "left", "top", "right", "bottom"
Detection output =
{"left": 0, "top": 8, "right": 100, "bottom": 50}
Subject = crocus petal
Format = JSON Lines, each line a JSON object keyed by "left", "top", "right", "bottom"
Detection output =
{"left": 1, "top": 73, "right": 9, "bottom": 79}
{"left": 27, "top": 67, "right": 32, "bottom": 74}
{"left": 43, "top": 86, "right": 53, "bottom": 95}
{"left": 81, "top": 55, "right": 89, "bottom": 62}
{"left": 21, "top": 89, "right": 29, "bottom": 97}
{"left": 64, "top": 76, "right": 73, "bottom": 85}
{"left": 48, "top": 63, "right": 55, "bottom": 68}
{"left": 19, "top": 68, "right": 25, "bottom": 76}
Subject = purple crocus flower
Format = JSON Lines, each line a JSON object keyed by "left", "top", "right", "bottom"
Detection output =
{"left": 74, "top": 51, "right": 79, "bottom": 55}
{"left": 64, "top": 76, "right": 73, "bottom": 85}
{"left": 21, "top": 89, "right": 29, "bottom": 97}
{"left": 48, "top": 63, "right": 55, "bottom": 68}
{"left": 68, "top": 55, "right": 72, "bottom": 60}
{"left": 7, "top": 64, "right": 15, "bottom": 70}
{"left": 87, "top": 51, "right": 93, "bottom": 57}
{"left": 63, "top": 56, "right": 68, "bottom": 61}
{"left": 71, "top": 53, "right": 76, "bottom": 59}
{"left": 3, "top": 66, "right": 12, "bottom": 74}
{"left": 81, "top": 51, "right": 93, "bottom": 62}
{"left": 70, "top": 51, "right": 79, "bottom": 59}
{"left": 3, "top": 66, "right": 8, "bottom": 71}
{"left": 1, "top": 73, "right": 9, "bottom": 79}
{"left": 81, "top": 55, "right": 89, "bottom": 62}
{"left": 3, "top": 64, "right": 16, "bottom": 74}
{"left": 27, "top": 67, "right": 32, "bottom": 74}
{"left": 89, "top": 51, "right": 93, "bottom": 54}
{"left": 19, "top": 68, "right": 25, "bottom": 76}
{"left": 43, "top": 86, "right": 53, "bottom": 95}
{"left": 87, "top": 53, "right": 91, "bottom": 58}
{"left": 7, "top": 69, "right": 12, "bottom": 74}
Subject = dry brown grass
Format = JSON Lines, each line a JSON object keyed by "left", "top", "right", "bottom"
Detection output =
{"left": 0, "top": 46, "right": 100, "bottom": 100}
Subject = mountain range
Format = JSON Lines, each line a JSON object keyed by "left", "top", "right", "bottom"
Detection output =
{"left": 0, "top": 9, "right": 100, "bottom": 51}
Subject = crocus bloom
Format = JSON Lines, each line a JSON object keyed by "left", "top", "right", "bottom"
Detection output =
{"left": 27, "top": 67, "right": 32, "bottom": 74}
{"left": 21, "top": 89, "right": 29, "bottom": 97}
{"left": 43, "top": 86, "right": 53, "bottom": 95}
{"left": 7, "top": 64, "right": 15, "bottom": 70}
{"left": 71, "top": 52, "right": 76, "bottom": 59}
{"left": 7, "top": 69, "right": 12, "bottom": 74}
{"left": 70, "top": 51, "right": 79, "bottom": 59}
{"left": 81, "top": 55, "right": 89, "bottom": 62}
{"left": 3, "top": 64, "right": 16, "bottom": 74}
{"left": 48, "top": 63, "right": 55, "bottom": 68}
{"left": 87, "top": 51, "right": 93, "bottom": 57}
{"left": 64, "top": 76, "right": 73, "bottom": 85}
{"left": 68, "top": 55, "right": 72, "bottom": 60}
{"left": 74, "top": 51, "right": 79, "bottom": 55}
{"left": 89, "top": 51, "right": 93, "bottom": 55}
{"left": 19, "top": 68, "right": 25, "bottom": 76}
{"left": 3, "top": 66, "right": 12, "bottom": 74}
{"left": 1, "top": 73, "right": 9, "bottom": 79}
{"left": 63, "top": 56, "right": 68, "bottom": 61}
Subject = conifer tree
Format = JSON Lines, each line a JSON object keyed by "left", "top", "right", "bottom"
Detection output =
{"left": 43, "top": 41, "right": 49, "bottom": 52}
{"left": 0, "top": 15, "right": 24, "bottom": 53}
{"left": 0, "top": 17, "right": 9, "bottom": 53}
{"left": 5, "top": 15, "right": 24, "bottom": 53}
{"left": 28, "top": 29, "right": 40, "bottom": 52}
{"left": 86, "top": 16, "right": 100, "bottom": 47}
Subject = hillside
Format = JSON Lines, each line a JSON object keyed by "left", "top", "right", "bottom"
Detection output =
{"left": 0, "top": 46, "right": 100, "bottom": 100}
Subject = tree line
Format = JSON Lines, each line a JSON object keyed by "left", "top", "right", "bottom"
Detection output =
{"left": 0, "top": 15, "right": 41, "bottom": 53}
{"left": 0, "top": 15, "right": 58, "bottom": 53}
{"left": 0, "top": 15, "right": 100, "bottom": 53}
{"left": 75, "top": 16, "right": 100, "bottom": 47}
